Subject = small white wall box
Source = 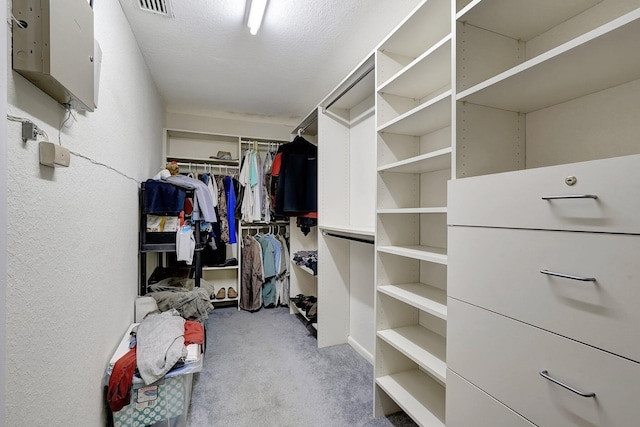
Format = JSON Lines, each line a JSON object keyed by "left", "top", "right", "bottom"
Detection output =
{"left": 12, "top": 0, "right": 95, "bottom": 111}
{"left": 39, "top": 141, "right": 70, "bottom": 167}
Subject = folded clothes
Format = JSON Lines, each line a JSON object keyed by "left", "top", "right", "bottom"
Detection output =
{"left": 293, "top": 250, "right": 317, "bottom": 275}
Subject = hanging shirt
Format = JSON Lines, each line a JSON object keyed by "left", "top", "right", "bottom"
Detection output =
{"left": 166, "top": 175, "right": 218, "bottom": 223}
{"left": 224, "top": 175, "right": 237, "bottom": 244}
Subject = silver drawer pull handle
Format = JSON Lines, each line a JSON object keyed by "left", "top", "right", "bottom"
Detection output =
{"left": 540, "top": 370, "right": 596, "bottom": 398}
{"left": 540, "top": 270, "right": 596, "bottom": 282}
{"left": 542, "top": 194, "right": 598, "bottom": 200}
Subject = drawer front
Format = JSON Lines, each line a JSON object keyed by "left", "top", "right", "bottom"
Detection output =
{"left": 448, "top": 299, "right": 640, "bottom": 427}
{"left": 448, "top": 154, "right": 640, "bottom": 233}
{"left": 449, "top": 226, "right": 640, "bottom": 363}
{"left": 446, "top": 370, "right": 535, "bottom": 427}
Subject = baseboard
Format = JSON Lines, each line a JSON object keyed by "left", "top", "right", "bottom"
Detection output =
{"left": 348, "top": 336, "right": 373, "bottom": 365}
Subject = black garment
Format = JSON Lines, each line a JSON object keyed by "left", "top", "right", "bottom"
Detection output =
{"left": 275, "top": 136, "right": 317, "bottom": 216}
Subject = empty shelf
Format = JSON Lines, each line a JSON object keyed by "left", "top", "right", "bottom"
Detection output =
{"left": 378, "top": 147, "right": 452, "bottom": 174}
{"left": 376, "top": 370, "right": 446, "bottom": 427}
{"left": 378, "top": 91, "right": 451, "bottom": 136}
{"left": 378, "top": 325, "right": 447, "bottom": 384}
{"left": 378, "top": 283, "right": 447, "bottom": 320}
{"left": 377, "top": 245, "right": 447, "bottom": 264}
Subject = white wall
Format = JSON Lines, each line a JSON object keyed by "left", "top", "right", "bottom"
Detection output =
{"left": 5, "top": 2, "right": 164, "bottom": 426}
{"left": 1, "top": 1, "right": 7, "bottom": 425}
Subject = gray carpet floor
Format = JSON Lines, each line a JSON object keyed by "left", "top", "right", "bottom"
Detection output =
{"left": 186, "top": 306, "right": 418, "bottom": 427}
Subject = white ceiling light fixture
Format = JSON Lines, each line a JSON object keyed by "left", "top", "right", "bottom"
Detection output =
{"left": 247, "top": 0, "right": 268, "bottom": 35}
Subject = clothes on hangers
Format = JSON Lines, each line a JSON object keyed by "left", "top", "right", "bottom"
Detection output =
{"left": 274, "top": 136, "right": 317, "bottom": 216}
{"left": 166, "top": 175, "right": 217, "bottom": 223}
{"left": 240, "top": 234, "right": 264, "bottom": 312}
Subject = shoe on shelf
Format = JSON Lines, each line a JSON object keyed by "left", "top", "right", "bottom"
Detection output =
{"left": 215, "top": 288, "right": 226, "bottom": 299}
{"left": 227, "top": 287, "right": 238, "bottom": 299}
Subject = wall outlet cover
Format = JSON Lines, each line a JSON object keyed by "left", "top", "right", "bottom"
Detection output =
{"left": 39, "top": 141, "right": 70, "bottom": 167}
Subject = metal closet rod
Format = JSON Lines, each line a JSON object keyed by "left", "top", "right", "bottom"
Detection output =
{"left": 241, "top": 140, "right": 285, "bottom": 146}
{"left": 323, "top": 64, "right": 375, "bottom": 112}
{"left": 323, "top": 231, "right": 374, "bottom": 245}
{"left": 173, "top": 162, "right": 239, "bottom": 169}
{"left": 296, "top": 115, "right": 318, "bottom": 136}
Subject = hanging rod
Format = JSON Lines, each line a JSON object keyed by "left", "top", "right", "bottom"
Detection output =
{"left": 322, "top": 231, "right": 374, "bottom": 245}
{"left": 172, "top": 162, "right": 239, "bottom": 169}
{"left": 295, "top": 115, "right": 318, "bottom": 136}
{"left": 323, "top": 64, "right": 375, "bottom": 112}
{"left": 241, "top": 140, "right": 286, "bottom": 146}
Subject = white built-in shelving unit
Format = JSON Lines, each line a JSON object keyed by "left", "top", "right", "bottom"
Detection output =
{"left": 313, "top": 53, "right": 377, "bottom": 362}
{"left": 374, "top": 0, "right": 451, "bottom": 424}
{"left": 447, "top": 0, "right": 640, "bottom": 425}
{"left": 288, "top": 110, "right": 319, "bottom": 329}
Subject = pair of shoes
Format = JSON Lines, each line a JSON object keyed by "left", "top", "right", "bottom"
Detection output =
{"left": 213, "top": 287, "right": 238, "bottom": 300}
{"left": 306, "top": 302, "right": 317, "bottom": 324}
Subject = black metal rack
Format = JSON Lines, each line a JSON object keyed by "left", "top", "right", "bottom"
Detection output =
{"left": 139, "top": 181, "right": 203, "bottom": 295}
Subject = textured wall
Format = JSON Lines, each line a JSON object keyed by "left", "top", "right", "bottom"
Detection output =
{"left": 1, "top": 0, "right": 7, "bottom": 425}
{"left": 5, "top": 2, "right": 164, "bottom": 426}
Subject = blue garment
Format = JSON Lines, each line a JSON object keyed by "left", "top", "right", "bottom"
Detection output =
{"left": 143, "top": 179, "right": 186, "bottom": 215}
{"left": 224, "top": 176, "right": 237, "bottom": 244}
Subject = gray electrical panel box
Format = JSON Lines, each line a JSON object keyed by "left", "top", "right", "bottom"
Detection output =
{"left": 12, "top": 0, "right": 95, "bottom": 111}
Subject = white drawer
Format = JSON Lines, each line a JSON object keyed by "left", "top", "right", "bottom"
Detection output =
{"left": 448, "top": 154, "right": 640, "bottom": 234}
{"left": 448, "top": 299, "right": 640, "bottom": 427}
{"left": 446, "top": 369, "right": 535, "bottom": 427}
{"left": 448, "top": 226, "right": 640, "bottom": 363}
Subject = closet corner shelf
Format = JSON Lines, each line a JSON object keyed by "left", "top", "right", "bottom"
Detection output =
{"left": 291, "top": 303, "right": 317, "bottom": 330}
{"left": 202, "top": 265, "right": 239, "bottom": 271}
{"left": 377, "top": 245, "right": 448, "bottom": 264}
{"left": 377, "top": 91, "right": 451, "bottom": 137}
{"left": 377, "top": 207, "right": 447, "bottom": 215}
{"left": 377, "top": 0, "right": 451, "bottom": 59}
{"left": 378, "top": 283, "right": 447, "bottom": 320}
{"left": 210, "top": 297, "right": 239, "bottom": 303}
{"left": 377, "top": 325, "right": 447, "bottom": 385}
{"left": 456, "top": 0, "right": 602, "bottom": 41}
{"left": 456, "top": 10, "right": 640, "bottom": 113}
{"left": 166, "top": 156, "right": 240, "bottom": 167}
{"left": 375, "top": 370, "right": 446, "bottom": 427}
{"left": 319, "top": 225, "right": 375, "bottom": 237}
{"left": 377, "top": 147, "right": 452, "bottom": 174}
{"left": 377, "top": 35, "right": 452, "bottom": 99}
{"left": 294, "top": 263, "right": 316, "bottom": 277}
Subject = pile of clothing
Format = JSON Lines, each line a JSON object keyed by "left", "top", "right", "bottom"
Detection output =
{"left": 106, "top": 310, "right": 204, "bottom": 413}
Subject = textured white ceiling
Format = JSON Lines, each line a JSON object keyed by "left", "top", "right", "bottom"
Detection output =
{"left": 118, "top": 0, "right": 422, "bottom": 124}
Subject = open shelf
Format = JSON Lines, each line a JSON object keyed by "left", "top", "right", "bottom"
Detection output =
{"left": 377, "top": 245, "right": 447, "bottom": 265}
{"left": 377, "top": 326, "right": 447, "bottom": 384}
{"left": 376, "top": 370, "right": 446, "bottom": 427}
{"left": 378, "top": 147, "right": 452, "bottom": 174}
{"left": 378, "top": 36, "right": 451, "bottom": 99}
{"left": 378, "top": 0, "right": 451, "bottom": 64}
{"left": 293, "top": 263, "right": 316, "bottom": 277}
{"left": 291, "top": 302, "right": 317, "bottom": 330}
{"left": 378, "top": 283, "right": 447, "bottom": 320}
{"left": 457, "top": 10, "right": 640, "bottom": 113}
{"left": 457, "top": 0, "right": 602, "bottom": 41}
{"left": 377, "top": 91, "right": 451, "bottom": 136}
{"left": 202, "top": 265, "right": 238, "bottom": 271}
{"left": 377, "top": 207, "right": 447, "bottom": 214}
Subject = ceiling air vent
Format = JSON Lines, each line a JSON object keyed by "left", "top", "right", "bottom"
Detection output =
{"left": 137, "top": 0, "right": 173, "bottom": 17}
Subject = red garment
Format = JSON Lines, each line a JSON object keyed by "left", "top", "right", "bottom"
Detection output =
{"left": 107, "top": 322, "right": 204, "bottom": 413}
{"left": 107, "top": 347, "right": 137, "bottom": 412}
{"left": 183, "top": 198, "right": 193, "bottom": 215}
{"left": 184, "top": 321, "right": 204, "bottom": 345}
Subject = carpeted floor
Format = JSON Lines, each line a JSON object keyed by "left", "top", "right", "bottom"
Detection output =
{"left": 186, "top": 306, "right": 418, "bottom": 427}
